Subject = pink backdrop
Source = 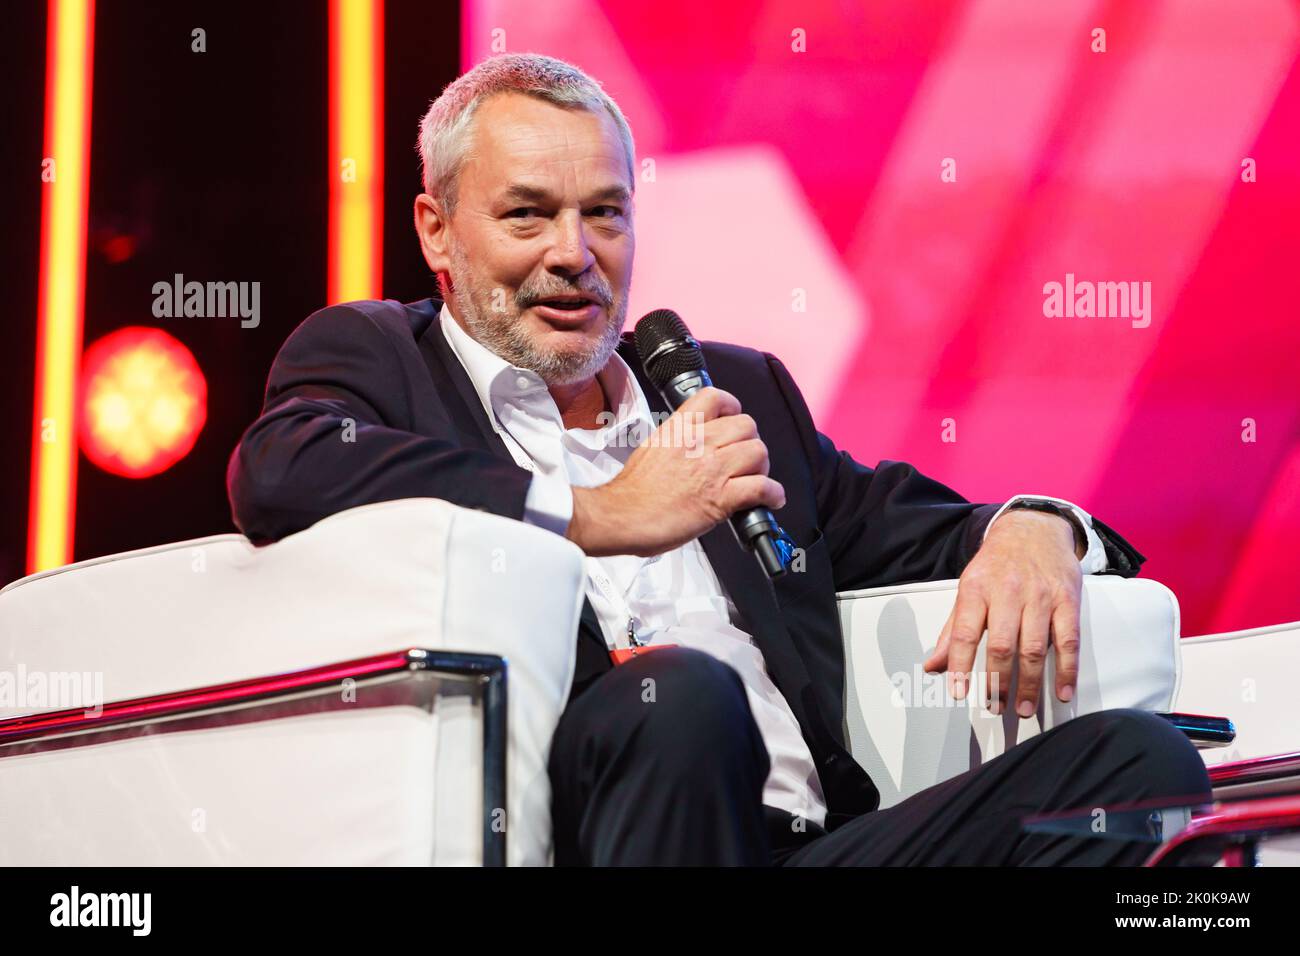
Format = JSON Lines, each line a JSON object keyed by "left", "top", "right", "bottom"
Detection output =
{"left": 464, "top": 0, "right": 1300, "bottom": 636}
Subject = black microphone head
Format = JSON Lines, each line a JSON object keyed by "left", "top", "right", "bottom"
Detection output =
{"left": 634, "top": 308, "right": 704, "bottom": 389}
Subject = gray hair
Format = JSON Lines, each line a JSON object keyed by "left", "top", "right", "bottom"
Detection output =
{"left": 417, "top": 53, "right": 637, "bottom": 220}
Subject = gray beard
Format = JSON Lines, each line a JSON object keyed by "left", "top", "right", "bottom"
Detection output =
{"left": 448, "top": 246, "right": 628, "bottom": 386}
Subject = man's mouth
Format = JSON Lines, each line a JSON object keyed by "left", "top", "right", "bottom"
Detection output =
{"left": 531, "top": 294, "right": 600, "bottom": 311}
{"left": 529, "top": 294, "right": 605, "bottom": 326}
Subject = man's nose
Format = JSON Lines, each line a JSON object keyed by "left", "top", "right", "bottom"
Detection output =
{"left": 543, "top": 211, "right": 595, "bottom": 276}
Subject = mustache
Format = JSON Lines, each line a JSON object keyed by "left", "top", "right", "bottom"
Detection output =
{"left": 517, "top": 281, "right": 613, "bottom": 309}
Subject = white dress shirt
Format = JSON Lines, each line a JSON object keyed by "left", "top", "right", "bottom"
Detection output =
{"left": 438, "top": 304, "right": 1110, "bottom": 828}
{"left": 440, "top": 305, "right": 830, "bottom": 824}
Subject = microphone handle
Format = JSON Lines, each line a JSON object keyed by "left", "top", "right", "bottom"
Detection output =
{"left": 657, "top": 368, "right": 787, "bottom": 578}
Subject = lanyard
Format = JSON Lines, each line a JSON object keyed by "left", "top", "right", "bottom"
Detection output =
{"left": 584, "top": 557, "right": 646, "bottom": 652}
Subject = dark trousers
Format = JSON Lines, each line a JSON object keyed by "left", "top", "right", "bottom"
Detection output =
{"left": 547, "top": 646, "right": 1213, "bottom": 866}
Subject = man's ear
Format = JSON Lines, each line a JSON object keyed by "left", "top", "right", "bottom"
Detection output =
{"left": 414, "top": 193, "right": 452, "bottom": 277}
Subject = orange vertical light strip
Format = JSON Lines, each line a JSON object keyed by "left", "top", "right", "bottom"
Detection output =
{"left": 328, "top": 0, "right": 384, "bottom": 304}
{"left": 28, "top": 0, "right": 95, "bottom": 574}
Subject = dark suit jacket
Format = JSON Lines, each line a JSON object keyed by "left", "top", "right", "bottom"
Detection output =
{"left": 227, "top": 296, "right": 1145, "bottom": 830}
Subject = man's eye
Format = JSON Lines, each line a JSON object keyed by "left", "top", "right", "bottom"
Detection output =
{"left": 507, "top": 207, "right": 539, "bottom": 218}
{"left": 589, "top": 205, "right": 622, "bottom": 218}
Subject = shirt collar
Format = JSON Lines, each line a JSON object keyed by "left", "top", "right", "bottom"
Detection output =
{"left": 438, "top": 302, "right": 654, "bottom": 450}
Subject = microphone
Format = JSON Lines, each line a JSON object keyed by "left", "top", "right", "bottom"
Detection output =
{"left": 634, "top": 308, "right": 791, "bottom": 578}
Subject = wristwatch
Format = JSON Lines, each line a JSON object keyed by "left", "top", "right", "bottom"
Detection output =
{"left": 1003, "top": 498, "right": 1089, "bottom": 556}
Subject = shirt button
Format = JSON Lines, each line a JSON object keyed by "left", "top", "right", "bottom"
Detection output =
{"left": 515, "top": 375, "right": 531, "bottom": 391}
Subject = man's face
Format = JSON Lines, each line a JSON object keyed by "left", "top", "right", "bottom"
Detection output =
{"left": 431, "top": 93, "right": 635, "bottom": 385}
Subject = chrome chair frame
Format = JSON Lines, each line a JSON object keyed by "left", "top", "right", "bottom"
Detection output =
{"left": 0, "top": 648, "right": 509, "bottom": 866}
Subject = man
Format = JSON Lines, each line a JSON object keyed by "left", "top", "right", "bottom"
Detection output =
{"left": 227, "top": 53, "right": 1211, "bottom": 865}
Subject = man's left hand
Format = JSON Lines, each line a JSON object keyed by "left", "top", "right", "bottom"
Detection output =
{"left": 922, "top": 510, "right": 1083, "bottom": 717}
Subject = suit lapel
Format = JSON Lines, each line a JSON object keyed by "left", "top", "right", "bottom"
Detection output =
{"left": 417, "top": 299, "right": 515, "bottom": 462}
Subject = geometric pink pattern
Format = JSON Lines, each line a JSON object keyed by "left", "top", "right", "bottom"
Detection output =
{"left": 465, "top": 0, "right": 1300, "bottom": 635}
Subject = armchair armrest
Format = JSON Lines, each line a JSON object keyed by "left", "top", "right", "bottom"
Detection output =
{"left": 837, "top": 575, "right": 1181, "bottom": 809}
{"left": 1177, "top": 620, "right": 1300, "bottom": 768}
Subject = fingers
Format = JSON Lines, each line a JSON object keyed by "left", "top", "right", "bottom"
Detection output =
{"left": 931, "top": 591, "right": 1063, "bottom": 718}
{"left": 722, "top": 474, "right": 786, "bottom": 513}
{"left": 668, "top": 389, "right": 756, "bottom": 458}
{"left": 924, "top": 605, "right": 955, "bottom": 673}
{"left": 937, "top": 518, "right": 1084, "bottom": 714}
{"left": 944, "top": 589, "right": 987, "bottom": 701}
{"left": 716, "top": 437, "right": 770, "bottom": 478}
{"left": 677, "top": 386, "right": 741, "bottom": 422}
{"left": 703, "top": 412, "right": 758, "bottom": 449}
{"left": 1014, "top": 599, "right": 1051, "bottom": 718}
{"left": 983, "top": 598, "right": 1019, "bottom": 715}
{"left": 1051, "top": 598, "right": 1081, "bottom": 703}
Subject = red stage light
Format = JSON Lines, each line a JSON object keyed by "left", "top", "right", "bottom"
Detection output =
{"left": 78, "top": 327, "right": 207, "bottom": 478}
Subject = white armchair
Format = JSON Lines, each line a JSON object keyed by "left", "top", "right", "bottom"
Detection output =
{"left": 0, "top": 498, "right": 586, "bottom": 866}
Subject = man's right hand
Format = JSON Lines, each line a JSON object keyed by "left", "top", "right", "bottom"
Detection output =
{"left": 565, "top": 387, "right": 786, "bottom": 557}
